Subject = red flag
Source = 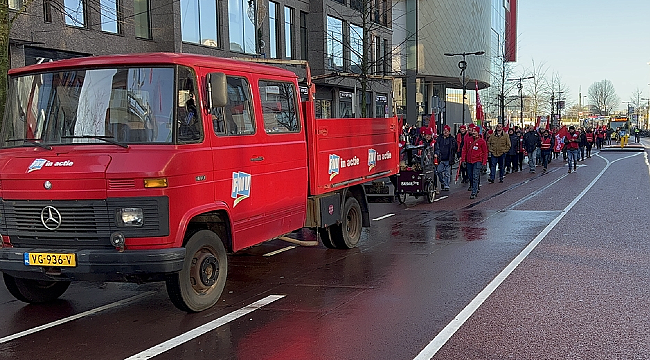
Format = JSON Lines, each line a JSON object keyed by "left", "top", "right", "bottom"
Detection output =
{"left": 557, "top": 125, "right": 569, "bottom": 139}
{"left": 475, "top": 81, "right": 484, "bottom": 127}
{"left": 535, "top": 116, "right": 541, "bottom": 130}
{"left": 545, "top": 116, "right": 550, "bottom": 130}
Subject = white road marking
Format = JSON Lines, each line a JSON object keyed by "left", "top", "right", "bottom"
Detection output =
{"left": 414, "top": 153, "right": 623, "bottom": 360}
{"left": 125, "top": 295, "right": 285, "bottom": 360}
{"left": 0, "top": 291, "right": 155, "bottom": 344}
{"left": 263, "top": 246, "right": 297, "bottom": 257}
{"left": 372, "top": 213, "right": 395, "bottom": 221}
{"left": 433, "top": 196, "right": 448, "bottom": 202}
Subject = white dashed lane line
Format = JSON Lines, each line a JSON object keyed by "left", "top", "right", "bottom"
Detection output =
{"left": 372, "top": 213, "right": 395, "bottom": 221}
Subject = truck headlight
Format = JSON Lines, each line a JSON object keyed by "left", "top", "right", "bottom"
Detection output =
{"left": 117, "top": 208, "right": 144, "bottom": 227}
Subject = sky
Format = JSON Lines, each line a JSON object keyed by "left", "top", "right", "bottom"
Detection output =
{"left": 515, "top": 0, "right": 650, "bottom": 110}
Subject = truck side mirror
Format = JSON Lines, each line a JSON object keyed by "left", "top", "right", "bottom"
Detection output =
{"left": 208, "top": 73, "right": 228, "bottom": 108}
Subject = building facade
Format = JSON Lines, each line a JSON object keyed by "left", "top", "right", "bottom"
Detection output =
{"left": 6, "top": 0, "right": 392, "bottom": 118}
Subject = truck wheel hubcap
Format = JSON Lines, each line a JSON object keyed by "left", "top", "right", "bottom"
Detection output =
{"left": 190, "top": 248, "right": 218, "bottom": 292}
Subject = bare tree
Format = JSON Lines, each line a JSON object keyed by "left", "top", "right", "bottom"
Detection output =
{"left": 547, "top": 72, "right": 571, "bottom": 126}
{"left": 524, "top": 59, "right": 550, "bottom": 120}
{"left": 588, "top": 79, "right": 619, "bottom": 115}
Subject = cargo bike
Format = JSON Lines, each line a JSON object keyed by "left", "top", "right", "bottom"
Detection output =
{"left": 395, "top": 143, "right": 438, "bottom": 204}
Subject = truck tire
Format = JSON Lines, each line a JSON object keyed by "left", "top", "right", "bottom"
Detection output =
{"left": 3, "top": 273, "right": 70, "bottom": 303}
{"left": 329, "top": 197, "right": 362, "bottom": 249}
{"left": 318, "top": 227, "right": 337, "bottom": 249}
{"left": 166, "top": 230, "right": 228, "bottom": 312}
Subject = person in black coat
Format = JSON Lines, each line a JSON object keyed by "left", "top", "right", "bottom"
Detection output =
{"left": 523, "top": 125, "right": 541, "bottom": 173}
{"left": 506, "top": 128, "right": 519, "bottom": 173}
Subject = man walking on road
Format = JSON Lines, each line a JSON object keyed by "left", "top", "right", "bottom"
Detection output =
{"left": 539, "top": 129, "right": 554, "bottom": 173}
{"left": 523, "top": 125, "right": 541, "bottom": 173}
{"left": 566, "top": 126, "right": 580, "bottom": 173}
{"left": 462, "top": 125, "right": 488, "bottom": 199}
{"left": 487, "top": 124, "right": 511, "bottom": 183}
{"left": 434, "top": 125, "right": 457, "bottom": 191}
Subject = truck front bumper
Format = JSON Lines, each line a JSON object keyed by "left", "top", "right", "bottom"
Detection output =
{"left": 0, "top": 247, "right": 185, "bottom": 282}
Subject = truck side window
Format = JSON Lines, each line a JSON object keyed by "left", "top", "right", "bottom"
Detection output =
{"left": 259, "top": 80, "right": 300, "bottom": 133}
{"left": 177, "top": 66, "right": 203, "bottom": 143}
{"left": 210, "top": 75, "right": 255, "bottom": 136}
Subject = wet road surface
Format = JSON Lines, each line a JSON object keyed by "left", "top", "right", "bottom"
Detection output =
{"left": 2, "top": 144, "right": 650, "bottom": 359}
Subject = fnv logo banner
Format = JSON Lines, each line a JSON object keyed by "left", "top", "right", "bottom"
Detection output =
{"left": 329, "top": 154, "right": 340, "bottom": 180}
{"left": 231, "top": 172, "right": 251, "bottom": 207}
{"left": 368, "top": 149, "right": 377, "bottom": 171}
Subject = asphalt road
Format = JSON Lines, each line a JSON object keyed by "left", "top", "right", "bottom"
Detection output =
{"left": 1, "top": 143, "right": 650, "bottom": 360}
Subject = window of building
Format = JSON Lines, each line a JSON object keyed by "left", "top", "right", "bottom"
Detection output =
{"left": 382, "top": 0, "right": 387, "bottom": 25}
{"left": 43, "top": 0, "right": 53, "bottom": 22}
{"left": 339, "top": 91, "right": 353, "bottom": 118}
{"left": 64, "top": 0, "right": 86, "bottom": 27}
{"left": 284, "top": 6, "right": 294, "bottom": 59}
{"left": 350, "top": 24, "right": 362, "bottom": 73}
{"left": 100, "top": 0, "right": 121, "bottom": 34}
{"left": 326, "top": 16, "right": 343, "bottom": 70}
{"left": 269, "top": 1, "right": 279, "bottom": 58}
{"left": 134, "top": 0, "right": 151, "bottom": 39}
{"left": 374, "top": 36, "right": 381, "bottom": 74}
{"left": 180, "top": 0, "right": 219, "bottom": 47}
{"left": 259, "top": 80, "right": 300, "bottom": 133}
{"left": 211, "top": 75, "right": 256, "bottom": 136}
{"left": 8, "top": 0, "right": 22, "bottom": 10}
{"left": 177, "top": 66, "right": 203, "bottom": 143}
{"left": 300, "top": 12, "right": 308, "bottom": 60}
{"left": 383, "top": 38, "right": 390, "bottom": 74}
{"left": 229, "top": 0, "right": 256, "bottom": 54}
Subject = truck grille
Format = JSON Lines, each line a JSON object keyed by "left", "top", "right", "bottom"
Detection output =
{"left": 1, "top": 197, "right": 168, "bottom": 249}
{"left": 3, "top": 200, "right": 113, "bottom": 248}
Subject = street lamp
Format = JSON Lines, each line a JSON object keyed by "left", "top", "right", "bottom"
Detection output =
{"left": 506, "top": 76, "right": 534, "bottom": 127}
{"left": 444, "top": 51, "right": 485, "bottom": 125}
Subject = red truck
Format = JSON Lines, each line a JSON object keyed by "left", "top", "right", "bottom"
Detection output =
{"left": 0, "top": 53, "right": 399, "bottom": 311}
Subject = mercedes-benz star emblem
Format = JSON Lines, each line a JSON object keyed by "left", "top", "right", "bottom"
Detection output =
{"left": 40, "top": 206, "right": 62, "bottom": 230}
{"left": 44, "top": 181, "right": 52, "bottom": 190}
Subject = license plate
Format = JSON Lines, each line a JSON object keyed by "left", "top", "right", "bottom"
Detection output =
{"left": 24, "top": 253, "right": 76, "bottom": 267}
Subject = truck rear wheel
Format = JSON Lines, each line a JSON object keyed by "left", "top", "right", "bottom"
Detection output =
{"left": 166, "top": 230, "right": 228, "bottom": 312}
{"left": 329, "top": 197, "right": 362, "bottom": 249}
{"left": 3, "top": 273, "right": 70, "bottom": 303}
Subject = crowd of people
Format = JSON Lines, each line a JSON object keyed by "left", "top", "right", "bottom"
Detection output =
{"left": 399, "top": 121, "right": 628, "bottom": 199}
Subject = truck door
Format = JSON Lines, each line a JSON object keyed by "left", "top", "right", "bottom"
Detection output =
{"left": 255, "top": 78, "right": 308, "bottom": 239}
{"left": 205, "top": 72, "right": 267, "bottom": 251}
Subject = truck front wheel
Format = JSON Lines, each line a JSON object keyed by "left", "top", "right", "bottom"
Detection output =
{"left": 166, "top": 230, "right": 228, "bottom": 312}
{"left": 3, "top": 273, "right": 70, "bottom": 303}
{"left": 328, "top": 197, "right": 362, "bottom": 249}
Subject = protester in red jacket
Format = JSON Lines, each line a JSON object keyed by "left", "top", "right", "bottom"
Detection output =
{"left": 461, "top": 125, "right": 488, "bottom": 199}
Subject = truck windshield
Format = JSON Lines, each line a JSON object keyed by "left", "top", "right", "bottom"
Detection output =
{"left": 1, "top": 66, "right": 176, "bottom": 148}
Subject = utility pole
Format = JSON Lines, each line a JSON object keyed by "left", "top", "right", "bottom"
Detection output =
{"left": 506, "top": 76, "right": 534, "bottom": 127}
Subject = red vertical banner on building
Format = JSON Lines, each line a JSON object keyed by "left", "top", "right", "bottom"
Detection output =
{"left": 475, "top": 81, "right": 484, "bottom": 127}
{"left": 505, "top": 0, "right": 517, "bottom": 62}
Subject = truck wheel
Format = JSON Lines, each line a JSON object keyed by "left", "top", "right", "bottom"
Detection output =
{"left": 166, "top": 230, "right": 228, "bottom": 312}
{"left": 426, "top": 181, "right": 435, "bottom": 203}
{"left": 3, "top": 273, "right": 70, "bottom": 303}
{"left": 318, "top": 227, "right": 337, "bottom": 249}
{"left": 329, "top": 197, "right": 362, "bottom": 249}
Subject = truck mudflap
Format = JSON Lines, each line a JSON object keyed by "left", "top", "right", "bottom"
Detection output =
{"left": 0, "top": 247, "right": 185, "bottom": 282}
